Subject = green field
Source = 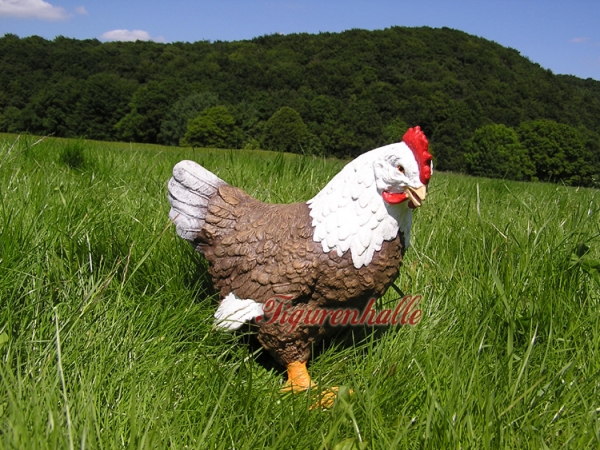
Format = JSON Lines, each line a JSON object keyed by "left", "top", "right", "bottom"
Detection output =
{"left": 0, "top": 134, "right": 599, "bottom": 449}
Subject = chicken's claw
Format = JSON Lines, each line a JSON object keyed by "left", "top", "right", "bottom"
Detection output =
{"left": 281, "top": 361, "right": 353, "bottom": 409}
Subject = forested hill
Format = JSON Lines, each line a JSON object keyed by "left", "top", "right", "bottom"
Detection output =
{"left": 1, "top": 27, "right": 600, "bottom": 186}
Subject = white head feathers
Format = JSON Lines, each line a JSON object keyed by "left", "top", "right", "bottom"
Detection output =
{"left": 307, "top": 141, "right": 426, "bottom": 269}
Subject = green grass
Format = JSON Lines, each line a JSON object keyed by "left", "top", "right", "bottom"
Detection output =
{"left": 0, "top": 134, "right": 599, "bottom": 449}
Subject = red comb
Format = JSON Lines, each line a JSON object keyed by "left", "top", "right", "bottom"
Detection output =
{"left": 403, "top": 126, "right": 432, "bottom": 185}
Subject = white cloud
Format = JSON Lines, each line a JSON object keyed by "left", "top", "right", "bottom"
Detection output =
{"left": 100, "top": 29, "right": 165, "bottom": 42}
{"left": 570, "top": 37, "right": 590, "bottom": 44}
{"left": 75, "top": 5, "right": 87, "bottom": 15}
{"left": 0, "top": 0, "right": 70, "bottom": 20}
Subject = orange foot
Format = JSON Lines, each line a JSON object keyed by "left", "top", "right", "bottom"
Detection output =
{"left": 280, "top": 361, "right": 352, "bottom": 409}
{"left": 280, "top": 361, "right": 313, "bottom": 392}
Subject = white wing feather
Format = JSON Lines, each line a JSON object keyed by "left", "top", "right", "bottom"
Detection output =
{"left": 214, "top": 293, "right": 264, "bottom": 331}
{"left": 308, "top": 147, "right": 413, "bottom": 269}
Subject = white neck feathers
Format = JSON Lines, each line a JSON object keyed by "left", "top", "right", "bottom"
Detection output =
{"left": 307, "top": 153, "right": 412, "bottom": 269}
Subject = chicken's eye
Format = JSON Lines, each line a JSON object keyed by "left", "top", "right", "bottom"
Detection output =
{"left": 397, "top": 165, "right": 405, "bottom": 173}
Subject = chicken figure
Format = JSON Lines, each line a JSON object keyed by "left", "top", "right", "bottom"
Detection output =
{"left": 168, "top": 126, "right": 432, "bottom": 401}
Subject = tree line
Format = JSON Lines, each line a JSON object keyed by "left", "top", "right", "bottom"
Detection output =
{"left": 1, "top": 27, "right": 599, "bottom": 186}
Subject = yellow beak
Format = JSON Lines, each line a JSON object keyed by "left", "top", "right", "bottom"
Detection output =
{"left": 405, "top": 185, "right": 427, "bottom": 208}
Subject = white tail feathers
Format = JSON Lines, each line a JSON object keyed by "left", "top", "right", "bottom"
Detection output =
{"left": 214, "top": 292, "right": 264, "bottom": 330}
{"left": 168, "top": 160, "right": 226, "bottom": 243}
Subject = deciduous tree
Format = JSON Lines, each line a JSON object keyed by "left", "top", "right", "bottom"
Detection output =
{"left": 518, "top": 120, "right": 594, "bottom": 186}
{"left": 159, "top": 92, "right": 219, "bottom": 146}
{"left": 180, "top": 105, "right": 239, "bottom": 148}
{"left": 464, "top": 124, "right": 534, "bottom": 181}
{"left": 263, "top": 107, "right": 310, "bottom": 153}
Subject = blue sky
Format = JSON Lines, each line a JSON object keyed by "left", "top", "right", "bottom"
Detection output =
{"left": 1, "top": 0, "right": 599, "bottom": 80}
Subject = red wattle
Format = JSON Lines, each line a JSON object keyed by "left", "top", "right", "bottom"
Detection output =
{"left": 382, "top": 191, "right": 408, "bottom": 205}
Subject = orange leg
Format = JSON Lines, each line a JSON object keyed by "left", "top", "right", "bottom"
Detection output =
{"left": 281, "top": 361, "right": 312, "bottom": 392}
{"left": 281, "top": 361, "right": 350, "bottom": 409}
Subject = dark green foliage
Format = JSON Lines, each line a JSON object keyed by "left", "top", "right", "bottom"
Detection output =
{"left": 579, "top": 126, "right": 600, "bottom": 187}
{"left": 181, "top": 105, "right": 239, "bottom": 148}
{"left": 115, "top": 80, "right": 180, "bottom": 143}
{"left": 0, "top": 107, "right": 23, "bottom": 133}
{"left": 22, "top": 77, "right": 83, "bottom": 136}
{"left": 465, "top": 124, "right": 534, "bottom": 181}
{"left": 75, "top": 73, "right": 138, "bottom": 140}
{"left": 159, "top": 92, "right": 220, "bottom": 146}
{"left": 383, "top": 117, "right": 409, "bottom": 144}
{"left": 263, "top": 106, "right": 310, "bottom": 153}
{"left": 1, "top": 28, "right": 600, "bottom": 184}
{"left": 518, "top": 119, "right": 596, "bottom": 186}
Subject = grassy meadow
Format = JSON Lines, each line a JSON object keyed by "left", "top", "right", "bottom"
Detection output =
{"left": 0, "top": 134, "right": 599, "bottom": 449}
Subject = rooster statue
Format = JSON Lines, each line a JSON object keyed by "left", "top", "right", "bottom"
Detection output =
{"left": 168, "top": 126, "right": 432, "bottom": 403}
